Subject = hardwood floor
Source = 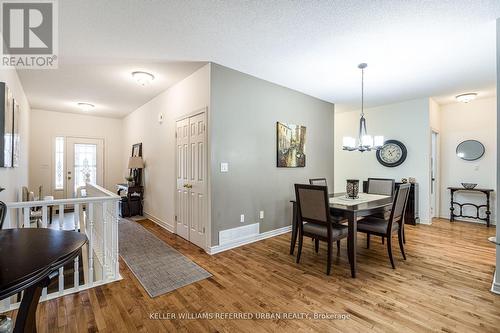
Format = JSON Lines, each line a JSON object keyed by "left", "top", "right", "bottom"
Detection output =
{"left": 6, "top": 218, "right": 499, "bottom": 332}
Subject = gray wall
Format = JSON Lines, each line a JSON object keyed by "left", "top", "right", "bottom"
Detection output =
{"left": 210, "top": 63, "right": 335, "bottom": 246}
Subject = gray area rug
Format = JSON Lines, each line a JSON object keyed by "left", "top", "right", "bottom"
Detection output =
{"left": 118, "top": 219, "right": 212, "bottom": 297}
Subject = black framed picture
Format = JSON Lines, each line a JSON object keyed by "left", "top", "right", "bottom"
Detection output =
{"left": 130, "top": 143, "right": 143, "bottom": 185}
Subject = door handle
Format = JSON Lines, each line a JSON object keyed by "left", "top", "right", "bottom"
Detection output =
{"left": 183, "top": 184, "right": 192, "bottom": 189}
{"left": 68, "top": 176, "right": 72, "bottom": 180}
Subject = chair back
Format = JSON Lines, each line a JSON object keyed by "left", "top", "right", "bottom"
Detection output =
{"left": 309, "top": 178, "right": 327, "bottom": 187}
{"left": 294, "top": 184, "right": 332, "bottom": 237}
{"left": 22, "top": 186, "right": 29, "bottom": 202}
{"left": 388, "top": 183, "right": 411, "bottom": 230}
{"left": 0, "top": 201, "right": 6, "bottom": 229}
{"left": 367, "top": 178, "right": 395, "bottom": 196}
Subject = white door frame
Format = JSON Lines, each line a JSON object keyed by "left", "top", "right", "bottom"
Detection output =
{"left": 174, "top": 108, "right": 209, "bottom": 250}
{"left": 430, "top": 129, "right": 440, "bottom": 219}
{"left": 51, "top": 135, "right": 106, "bottom": 198}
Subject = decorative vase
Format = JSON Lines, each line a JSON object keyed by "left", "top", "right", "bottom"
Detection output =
{"left": 346, "top": 179, "right": 359, "bottom": 199}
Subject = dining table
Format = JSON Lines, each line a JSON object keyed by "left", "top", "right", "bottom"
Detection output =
{"left": 0, "top": 228, "right": 87, "bottom": 333}
{"left": 290, "top": 192, "right": 393, "bottom": 278}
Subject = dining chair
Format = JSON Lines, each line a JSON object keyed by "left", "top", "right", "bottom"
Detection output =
{"left": 357, "top": 183, "right": 411, "bottom": 269}
{"left": 309, "top": 178, "right": 328, "bottom": 186}
{"left": 309, "top": 177, "right": 347, "bottom": 232}
{"left": 294, "top": 184, "right": 349, "bottom": 275}
{"left": 367, "top": 177, "right": 395, "bottom": 196}
{"left": 366, "top": 178, "right": 396, "bottom": 243}
{"left": 22, "top": 187, "right": 42, "bottom": 227}
{"left": 0, "top": 201, "right": 7, "bottom": 229}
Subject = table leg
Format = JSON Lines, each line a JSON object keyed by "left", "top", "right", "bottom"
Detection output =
{"left": 290, "top": 202, "right": 298, "bottom": 255}
{"left": 486, "top": 191, "right": 491, "bottom": 227}
{"left": 13, "top": 276, "right": 49, "bottom": 333}
{"left": 449, "top": 189, "right": 455, "bottom": 222}
{"left": 347, "top": 211, "right": 357, "bottom": 278}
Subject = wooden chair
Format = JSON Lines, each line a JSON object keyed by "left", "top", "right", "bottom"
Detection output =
{"left": 294, "top": 184, "right": 349, "bottom": 275}
{"left": 309, "top": 178, "right": 327, "bottom": 186}
{"left": 366, "top": 178, "right": 396, "bottom": 244}
{"left": 357, "top": 183, "right": 411, "bottom": 269}
{"left": 366, "top": 178, "right": 395, "bottom": 196}
{"left": 0, "top": 201, "right": 6, "bottom": 229}
{"left": 308, "top": 178, "right": 347, "bottom": 251}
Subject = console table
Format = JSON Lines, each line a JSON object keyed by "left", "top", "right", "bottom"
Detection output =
{"left": 448, "top": 187, "right": 493, "bottom": 227}
{"left": 117, "top": 184, "right": 144, "bottom": 217}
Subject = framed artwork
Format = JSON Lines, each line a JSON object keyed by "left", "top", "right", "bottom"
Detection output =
{"left": 276, "top": 122, "right": 306, "bottom": 167}
{"left": 130, "top": 143, "right": 143, "bottom": 185}
{"left": 132, "top": 142, "right": 142, "bottom": 157}
{"left": 0, "top": 83, "right": 13, "bottom": 168}
{"left": 12, "top": 101, "right": 20, "bottom": 167}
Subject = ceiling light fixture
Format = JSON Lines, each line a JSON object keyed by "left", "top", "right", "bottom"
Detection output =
{"left": 132, "top": 71, "right": 155, "bottom": 86}
{"left": 455, "top": 93, "right": 477, "bottom": 103}
{"left": 77, "top": 102, "right": 95, "bottom": 111}
{"left": 342, "top": 63, "right": 384, "bottom": 152}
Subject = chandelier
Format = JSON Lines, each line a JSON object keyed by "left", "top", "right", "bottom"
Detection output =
{"left": 342, "top": 63, "right": 383, "bottom": 152}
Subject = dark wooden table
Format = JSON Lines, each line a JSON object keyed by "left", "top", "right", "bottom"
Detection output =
{"left": 0, "top": 229, "right": 87, "bottom": 333}
{"left": 448, "top": 187, "right": 493, "bottom": 227}
{"left": 290, "top": 193, "right": 393, "bottom": 278}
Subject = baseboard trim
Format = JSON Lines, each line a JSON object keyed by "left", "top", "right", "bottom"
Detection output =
{"left": 418, "top": 218, "right": 432, "bottom": 225}
{"left": 143, "top": 212, "right": 175, "bottom": 233}
{"left": 207, "top": 225, "right": 291, "bottom": 255}
{"left": 491, "top": 269, "right": 500, "bottom": 295}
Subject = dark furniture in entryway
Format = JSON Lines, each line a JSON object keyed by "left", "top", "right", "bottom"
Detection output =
{"left": 117, "top": 184, "right": 144, "bottom": 217}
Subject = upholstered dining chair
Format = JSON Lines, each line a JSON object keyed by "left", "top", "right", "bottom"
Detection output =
{"left": 309, "top": 178, "right": 328, "bottom": 187}
{"left": 294, "top": 184, "right": 349, "bottom": 275}
{"left": 366, "top": 178, "right": 396, "bottom": 196}
{"left": 308, "top": 177, "right": 347, "bottom": 250}
{"left": 366, "top": 178, "right": 397, "bottom": 244}
{"left": 0, "top": 201, "right": 7, "bottom": 229}
{"left": 357, "top": 183, "right": 411, "bottom": 269}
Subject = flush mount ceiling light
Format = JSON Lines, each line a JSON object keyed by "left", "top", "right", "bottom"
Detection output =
{"left": 455, "top": 93, "right": 477, "bottom": 103}
{"left": 77, "top": 102, "right": 95, "bottom": 111}
{"left": 132, "top": 71, "right": 155, "bottom": 86}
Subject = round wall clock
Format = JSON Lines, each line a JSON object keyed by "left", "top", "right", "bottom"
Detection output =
{"left": 376, "top": 140, "right": 407, "bottom": 167}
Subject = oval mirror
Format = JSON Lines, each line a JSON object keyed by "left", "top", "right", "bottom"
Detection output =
{"left": 456, "top": 140, "right": 485, "bottom": 161}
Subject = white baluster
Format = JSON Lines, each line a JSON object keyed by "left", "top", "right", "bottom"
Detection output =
{"left": 74, "top": 203, "right": 80, "bottom": 231}
{"left": 41, "top": 205, "right": 48, "bottom": 228}
{"left": 114, "top": 200, "right": 119, "bottom": 279}
{"left": 58, "top": 266, "right": 64, "bottom": 295}
{"left": 88, "top": 202, "right": 94, "bottom": 286}
{"left": 58, "top": 204, "right": 64, "bottom": 230}
{"left": 102, "top": 201, "right": 107, "bottom": 279}
{"left": 74, "top": 255, "right": 80, "bottom": 291}
{"left": 23, "top": 207, "right": 29, "bottom": 228}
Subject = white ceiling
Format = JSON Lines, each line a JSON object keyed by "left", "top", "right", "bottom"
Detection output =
{"left": 18, "top": 61, "right": 206, "bottom": 118}
{"left": 17, "top": 1, "right": 500, "bottom": 117}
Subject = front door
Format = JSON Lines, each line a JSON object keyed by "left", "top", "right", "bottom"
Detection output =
{"left": 175, "top": 111, "right": 207, "bottom": 249}
{"left": 66, "top": 137, "right": 104, "bottom": 198}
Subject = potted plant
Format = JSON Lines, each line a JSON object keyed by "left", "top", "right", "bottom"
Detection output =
{"left": 125, "top": 176, "right": 134, "bottom": 187}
